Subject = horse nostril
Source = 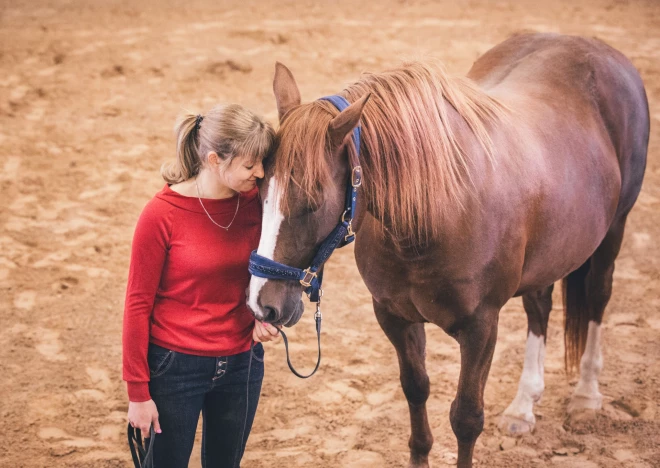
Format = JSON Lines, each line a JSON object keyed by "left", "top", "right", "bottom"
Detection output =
{"left": 264, "top": 306, "right": 279, "bottom": 323}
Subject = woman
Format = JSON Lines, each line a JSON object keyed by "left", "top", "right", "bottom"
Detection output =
{"left": 123, "top": 104, "right": 279, "bottom": 467}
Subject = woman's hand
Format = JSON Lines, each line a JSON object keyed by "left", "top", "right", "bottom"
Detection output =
{"left": 253, "top": 320, "right": 281, "bottom": 343}
{"left": 128, "top": 400, "right": 161, "bottom": 437}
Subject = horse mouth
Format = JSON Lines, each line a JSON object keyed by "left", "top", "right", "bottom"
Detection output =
{"left": 281, "top": 300, "right": 304, "bottom": 327}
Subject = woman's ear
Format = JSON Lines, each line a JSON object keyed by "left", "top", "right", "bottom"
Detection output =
{"left": 207, "top": 151, "right": 220, "bottom": 168}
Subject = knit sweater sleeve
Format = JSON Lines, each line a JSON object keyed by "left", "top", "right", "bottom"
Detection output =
{"left": 122, "top": 198, "right": 172, "bottom": 402}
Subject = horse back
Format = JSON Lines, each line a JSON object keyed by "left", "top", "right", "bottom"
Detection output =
{"left": 464, "top": 33, "right": 648, "bottom": 293}
{"left": 469, "top": 32, "right": 649, "bottom": 218}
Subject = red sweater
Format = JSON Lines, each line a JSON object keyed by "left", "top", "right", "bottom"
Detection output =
{"left": 122, "top": 184, "right": 261, "bottom": 402}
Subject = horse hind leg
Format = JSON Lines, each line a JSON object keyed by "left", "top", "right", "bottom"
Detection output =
{"left": 499, "top": 284, "right": 553, "bottom": 434}
{"left": 565, "top": 217, "right": 627, "bottom": 414}
{"left": 373, "top": 301, "right": 433, "bottom": 468}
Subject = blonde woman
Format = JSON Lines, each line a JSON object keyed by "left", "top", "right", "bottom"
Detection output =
{"left": 123, "top": 104, "right": 279, "bottom": 467}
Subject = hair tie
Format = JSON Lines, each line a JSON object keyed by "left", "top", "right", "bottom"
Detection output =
{"left": 195, "top": 114, "right": 204, "bottom": 131}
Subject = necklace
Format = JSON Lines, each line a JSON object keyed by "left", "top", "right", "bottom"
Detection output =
{"left": 195, "top": 178, "right": 240, "bottom": 231}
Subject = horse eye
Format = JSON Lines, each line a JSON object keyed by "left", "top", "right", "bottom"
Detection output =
{"left": 305, "top": 198, "right": 324, "bottom": 214}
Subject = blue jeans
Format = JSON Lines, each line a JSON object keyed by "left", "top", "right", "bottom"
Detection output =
{"left": 147, "top": 342, "right": 264, "bottom": 468}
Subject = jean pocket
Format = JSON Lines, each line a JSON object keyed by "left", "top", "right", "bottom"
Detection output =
{"left": 251, "top": 342, "right": 265, "bottom": 363}
{"left": 148, "top": 345, "right": 176, "bottom": 378}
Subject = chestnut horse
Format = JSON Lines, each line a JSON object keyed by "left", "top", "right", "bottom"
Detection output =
{"left": 247, "top": 33, "right": 648, "bottom": 467}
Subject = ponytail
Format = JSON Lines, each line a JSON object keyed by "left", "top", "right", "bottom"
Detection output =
{"left": 161, "top": 105, "right": 275, "bottom": 184}
{"left": 160, "top": 112, "right": 202, "bottom": 184}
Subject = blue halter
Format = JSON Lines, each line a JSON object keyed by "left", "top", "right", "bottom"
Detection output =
{"left": 248, "top": 95, "right": 362, "bottom": 303}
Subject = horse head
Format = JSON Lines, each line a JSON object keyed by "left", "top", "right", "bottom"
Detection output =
{"left": 247, "top": 62, "right": 369, "bottom": 327}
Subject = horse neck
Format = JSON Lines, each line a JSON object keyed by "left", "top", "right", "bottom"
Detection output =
{"left": 352, "top": 96, "right": 496, "bottom": 245}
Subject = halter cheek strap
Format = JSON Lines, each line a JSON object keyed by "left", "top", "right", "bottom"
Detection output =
{"left": 320, "top": 95, "right": 363, "bottom": 245}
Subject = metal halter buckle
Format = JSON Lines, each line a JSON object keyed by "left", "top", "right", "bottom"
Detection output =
{"left": 299, "top": 268, "right": 317, "bottom": 287}
{"left": 345, "top": 221, "right": 355, "bottom": 241}
{"left": 351, "top": 166, "right": 362, "bottom": 188}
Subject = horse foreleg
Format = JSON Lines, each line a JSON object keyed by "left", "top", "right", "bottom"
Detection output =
{"left": 450, "top": 309, "right": 498, "bottom": 468}
{"left": 374, "top": 301, "right": 433, "bottom": 468}
{"left": 500, "top": 284, "right": 553, "bottom": 434}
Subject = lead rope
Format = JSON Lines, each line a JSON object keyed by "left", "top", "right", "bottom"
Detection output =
{"left": 128, "top": 423, "right": 155, "bottom": 468}
{"left": 278, "top": 296, "right": 323, "bottom": 379}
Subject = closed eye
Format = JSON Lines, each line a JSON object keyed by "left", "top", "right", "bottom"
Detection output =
{"left": 302, "top": 197, "right": 325, "bottom": 215}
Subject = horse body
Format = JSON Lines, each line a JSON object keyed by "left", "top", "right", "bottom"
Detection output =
{"left": 249, "top": 33, "right": 648, "bottom": 468}
{"left": 358, "top": 33, "right": 638, "bottom": 319}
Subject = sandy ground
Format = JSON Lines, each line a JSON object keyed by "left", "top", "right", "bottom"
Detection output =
{"left": 1, "top": 0, "right": 659, "bottom": 466}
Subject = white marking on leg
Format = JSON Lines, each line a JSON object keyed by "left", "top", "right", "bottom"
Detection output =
{"left": 569, "top": 321, "right": 603, "bottom": 411}
{"left": 501, "top": 332, "right": 545, "bottom": 429}
{"left": 248, "top": 178, "right": 284, "bottom": 318}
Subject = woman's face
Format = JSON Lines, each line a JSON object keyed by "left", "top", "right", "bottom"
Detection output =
{"left": 213, "top": 152, "right": 265, "bottom": 193}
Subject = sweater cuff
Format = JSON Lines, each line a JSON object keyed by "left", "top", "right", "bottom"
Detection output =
{"left": 127, "top": 382, "right": 151, "bottom": 402}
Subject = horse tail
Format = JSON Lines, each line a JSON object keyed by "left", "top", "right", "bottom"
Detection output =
{"left": 562, "top": 260, "right": 591, "bottom": 374}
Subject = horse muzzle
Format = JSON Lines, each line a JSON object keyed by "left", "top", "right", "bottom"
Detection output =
{"left": 247, "top": 278, "right": 305, "bottom": 327}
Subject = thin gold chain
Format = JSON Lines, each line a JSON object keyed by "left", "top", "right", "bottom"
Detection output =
{"left": 195, "top": 177, "right": 240, "bottom": 231}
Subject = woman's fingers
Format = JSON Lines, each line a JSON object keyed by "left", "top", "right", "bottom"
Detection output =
{"left": 253, "top": 321, "right": 280, "bottom": 342}
{"left": 252, "top": 324, "right": 265, "bottom": 342}
{"left": 263, "top": 322, "right": 280, "bottom": 337}
{"left": 260, "top": 322, "right": 280, "bottom": 341}
{"left": 128, "top": 400, "right": 160, "bottom": 437}
{"left": 152, "top": 413, "right": 162, "bottom": 434}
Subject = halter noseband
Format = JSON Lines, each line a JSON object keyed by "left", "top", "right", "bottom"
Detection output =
{"left": 248, "top": 95, "right": 362, "bottom": 303}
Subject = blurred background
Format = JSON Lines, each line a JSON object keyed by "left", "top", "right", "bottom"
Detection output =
{"left": 0, "top": 0, "right": 658, "bottom": 466}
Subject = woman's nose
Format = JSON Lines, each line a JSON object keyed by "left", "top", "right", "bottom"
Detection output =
{"left": 254, "top": 163, "right": 265, "bottom": 179}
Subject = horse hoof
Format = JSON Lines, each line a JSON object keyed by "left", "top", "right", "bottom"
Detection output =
{"left": 567, "top": 394, "right": 602, "bottom": 413}
{"left": 498, "top": 414, "right": 535, "bottom": 434}
{"left": 407, "top": 455, "right": 430, "bottom": 468}
{"left": 407, "top": 460, "right": 430, "bottom": 468}
{"left": 563, "top": 408, "right": 598, "bottom": 432}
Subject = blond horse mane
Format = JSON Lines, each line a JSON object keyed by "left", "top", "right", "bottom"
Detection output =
{"left": 274, "top": 61, "right": 507, "bottom": 243}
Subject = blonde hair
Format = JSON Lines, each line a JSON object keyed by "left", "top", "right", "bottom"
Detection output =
{"left": 161, "top": 104, "right": 275, "bottom": 184}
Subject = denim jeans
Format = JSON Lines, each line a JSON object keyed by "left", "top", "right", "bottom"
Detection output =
{"left": 147, "top": 342, "right": 264, "bottom": 468}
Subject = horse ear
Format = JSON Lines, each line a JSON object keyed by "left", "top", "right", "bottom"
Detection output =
{"left": 273, "top": 62, "right": 301, "bottom": 121}
{"left": 328, "top": 93, "right": 371, "bottom": 149}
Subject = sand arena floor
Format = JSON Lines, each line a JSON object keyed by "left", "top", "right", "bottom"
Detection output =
{"left": 1, "top": 0, "right": 659, "bottom": 466}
